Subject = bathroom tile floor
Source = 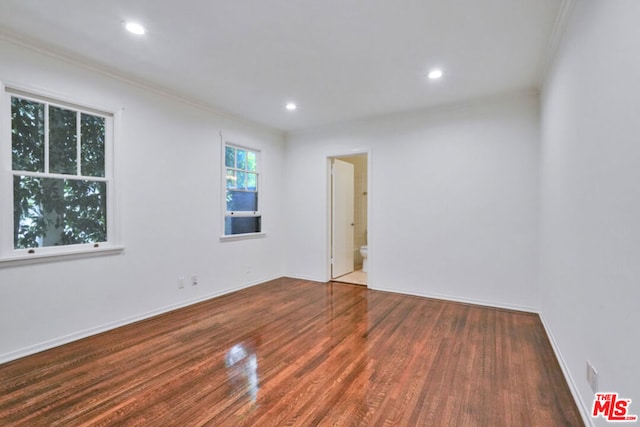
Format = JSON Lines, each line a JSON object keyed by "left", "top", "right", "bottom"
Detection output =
{"left": 333, "top": 269, "right": 367, "bottom": 286}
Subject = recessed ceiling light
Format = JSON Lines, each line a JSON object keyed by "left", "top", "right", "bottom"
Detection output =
{"left": 124, "top": 21, "right": 146, "bottom": 35}
{"left": 428, "top": 69, "right": 443, "bottom": 80}
{"left": 285, "top": 102, "right": 297, "bottom": 111}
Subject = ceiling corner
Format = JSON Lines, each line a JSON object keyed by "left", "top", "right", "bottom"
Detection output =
{"left": 535, "top": 0, "right": 577, "bottom": 87}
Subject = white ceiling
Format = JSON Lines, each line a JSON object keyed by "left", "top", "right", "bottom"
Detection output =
{"left": 0, "top": 0, "right": 565, "bottom": 132}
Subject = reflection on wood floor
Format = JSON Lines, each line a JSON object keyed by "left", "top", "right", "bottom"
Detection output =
{"left": 0, "top": 277, "right": 583, "bottom": 426}
{"left": 333, "top": 269, "right": 367, "bottom": 286}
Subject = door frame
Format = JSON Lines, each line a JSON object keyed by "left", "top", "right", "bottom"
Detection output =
{"left": 326, "top": 150, "right": 372, "bottom": 285}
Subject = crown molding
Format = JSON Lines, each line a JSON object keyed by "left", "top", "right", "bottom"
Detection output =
{"left": 0, "top": 27, "right": 283, "bottom": 137}
{"left": 286, "top": 87, "right": 539, "bottom": 140}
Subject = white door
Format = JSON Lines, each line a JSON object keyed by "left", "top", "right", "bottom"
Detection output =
{"left": 332, "top": 159, "right": 355, "bottom": 278}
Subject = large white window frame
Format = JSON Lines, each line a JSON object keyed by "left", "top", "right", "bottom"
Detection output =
{"left": 0, "top": 83, "right": 122, "bottom": 265}
{"left": 221, "top": 141, "right": 263, "bottom": 240}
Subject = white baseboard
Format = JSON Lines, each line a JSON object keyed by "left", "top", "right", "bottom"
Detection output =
{"left": 370, "top": 285, "right": 538, "bottom": 313}
{"left": 539, "top": 313, "right": 594, "bottom": 427}
{"left": 0, "top": 274, "right": 281, "bottom": 364}
{"left": 284, "top": 273, "right": 327, "bottom": 283}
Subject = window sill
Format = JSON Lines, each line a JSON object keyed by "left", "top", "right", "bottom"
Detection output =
{"left": 219, "top": 232, "right": 266, "bottom": 242}
{"left": 0, "top": 245, "right": 125, "bottom": 268}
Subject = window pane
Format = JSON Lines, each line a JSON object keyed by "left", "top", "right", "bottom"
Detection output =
{"left": 226, "top": 169, "right": 237, "bottom": 189}
{"left": 225, "top": 146, "right": 235, "bottom": 168}
{"left": 225, "top": 216, "right": 261, "bottom": 235}
{"left": 237, "top": 149, "right": 247, "bottom": 170}
{"left": 81, "top": 113, "right": 105, "bottom": 177}
{"left": 11, "top": 97, "right": 45, "bottom": 172}
{"left": 226, "top": 190, "right": 257, "bottom": 212}
{"left": 13, "top": 175, "right": 107, "bottom": 249}
{"left": 63, "top": 179, "right": 107, "bottom": 245}
{"left": 13, "top": 175, "right": 45, "bottom": 249}
{"left": 247, "top": 172, "right": 257, "bottom": 191}
{"left": 49, "top": 106, "right": 77, "bottom": 174}
{"left": 247, "top": 151, "right": 256, "bottom": 171}
{"left": 237, "top": 171, "right": 247, "bottom": 189}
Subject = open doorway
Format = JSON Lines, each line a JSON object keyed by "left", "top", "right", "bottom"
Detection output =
{"left": 330, "top": 154, "right": 368, "bottom": 286}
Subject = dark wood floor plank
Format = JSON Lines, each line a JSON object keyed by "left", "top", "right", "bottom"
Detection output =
{"left": 0, "top": 277, "right": 583, "bottom": 426}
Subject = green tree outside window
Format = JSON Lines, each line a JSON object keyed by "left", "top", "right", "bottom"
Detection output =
{"left": 11, "top": 96, "right": 108, "bottom": 249}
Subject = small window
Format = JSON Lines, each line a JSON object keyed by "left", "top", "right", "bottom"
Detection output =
{"left": 1, "top": 85, "right": 117, "bottom": 261}
{"left": 223, "top": 143, "right": 261, "bottom": 236}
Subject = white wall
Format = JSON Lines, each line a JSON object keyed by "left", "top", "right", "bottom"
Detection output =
{"left": 0, "top": 39, "right": 286, "bottom": 362}
{"left": 540, "top": 0, "right": 640, "bottom": 424}
{"left": 285, "top": 93, "right": 540, "bottom": 311}
{"left": 7, "top": 6, "right": 637, "bottom": 422}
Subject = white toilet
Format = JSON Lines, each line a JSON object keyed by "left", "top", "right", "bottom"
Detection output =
{"left": 360, "top": 245, "right": 368, "bottom": 273}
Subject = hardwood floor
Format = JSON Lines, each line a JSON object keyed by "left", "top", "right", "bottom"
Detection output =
{"left": 0, "top": 277, "right": 583, "bottom": 426}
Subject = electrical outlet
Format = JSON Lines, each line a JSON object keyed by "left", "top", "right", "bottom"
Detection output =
{"left": 586, "top": 361, "right": 598, "bottom": 393}
{"left": 191, "top": 275, "right": 198, "bottom": 286}
{"left": 178, "top": 277, "right": 184, "bottom": 289}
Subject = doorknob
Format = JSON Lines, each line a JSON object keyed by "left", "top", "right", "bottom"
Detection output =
{"left": 351, "top": 223, "right": 355, "bottom": 226}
